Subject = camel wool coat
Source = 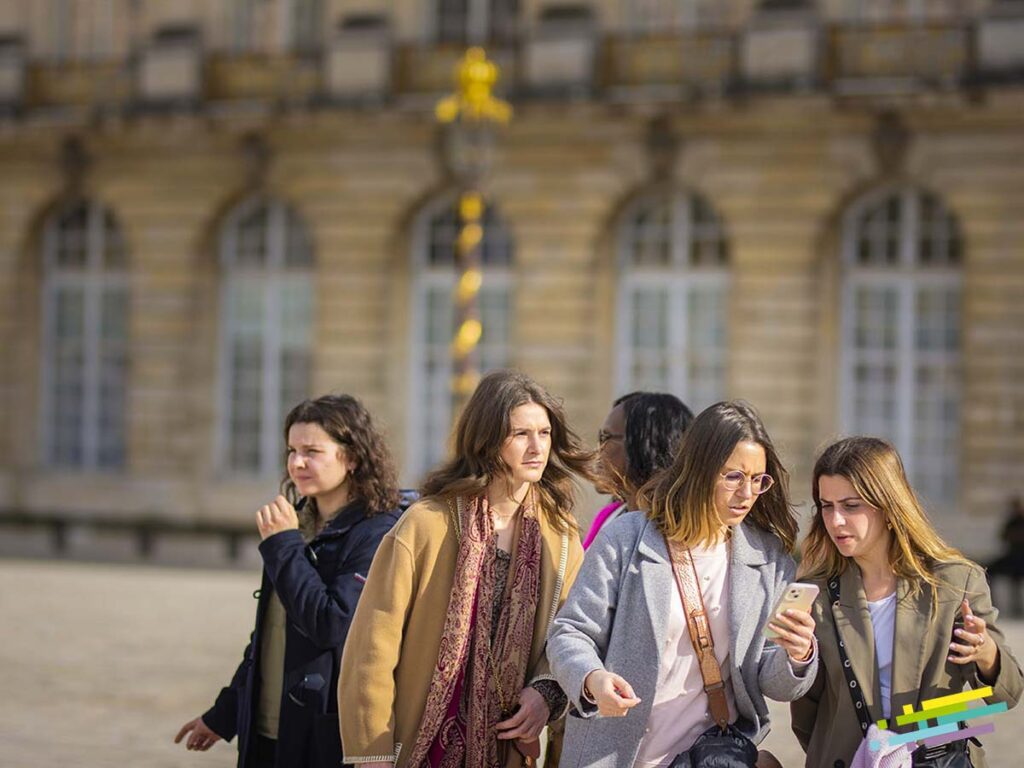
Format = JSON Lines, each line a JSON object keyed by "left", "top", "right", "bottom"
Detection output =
{"left": 791, "top": 561, "right": 1023, "bottom": 768}
{"left": 338, "top": 496, "right": 584, "bottom": 767}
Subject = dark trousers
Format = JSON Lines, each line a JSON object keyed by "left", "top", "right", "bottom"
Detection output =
{"left": 986, "top": 553, "right": 1024, "bottom": 617}
{"left": 247, "top": 734, "right": 277, "bottom": 768}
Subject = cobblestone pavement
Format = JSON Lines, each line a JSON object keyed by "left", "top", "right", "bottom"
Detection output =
{"left": 1, "top": 559, "right": 1021, "bottom": 767}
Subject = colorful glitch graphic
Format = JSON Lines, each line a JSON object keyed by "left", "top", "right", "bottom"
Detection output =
{"left": 869, "top": 686, "right": 1008, "bottom": 751}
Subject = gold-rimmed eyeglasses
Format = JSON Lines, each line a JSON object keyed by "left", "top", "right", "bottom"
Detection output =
{"left": 720, "top": 470, "right": 774, "bottom": 495}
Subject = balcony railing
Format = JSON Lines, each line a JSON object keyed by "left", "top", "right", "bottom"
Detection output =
{"left": 828, "top": 22, "right": 970, "bottom": 89}
{"left": 602, "top": 31, "right": 736, "bottom": 95}
{"left": 3, "top": 13, "right": 1022, "bottom": 115}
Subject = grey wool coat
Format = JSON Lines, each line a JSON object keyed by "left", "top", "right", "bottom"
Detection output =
{"left": 547, "top": 511, "right": 817, "bottom": 768}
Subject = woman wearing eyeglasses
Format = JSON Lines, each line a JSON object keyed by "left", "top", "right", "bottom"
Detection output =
{"left": 548, "top": 400, "right": 817, "bottom": 768}
{"left": 583, "top": 392, "right": 694, "bottom": 549}
{"left": 791, "top": 437, "right": 1022, "bottom": 768}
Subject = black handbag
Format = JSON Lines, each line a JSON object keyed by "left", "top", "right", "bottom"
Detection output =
{"left": 825, "top": 579, "right": 974, "bottom": 768}
{"left": 668, "top": 722, "right": 759, "bottom": 768}
{"left": 664, "top": 539, "right": 759, "bottom": 768}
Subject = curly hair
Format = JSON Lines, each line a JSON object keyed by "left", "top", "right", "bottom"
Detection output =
{"left": 619, "top": 392, "right": 694, "bottom": 500}
{"left": 420, "top": 370, "right": 597, "bottom": 533}
{"left": 280, "top": 395, "right": 401, "bottom": 518}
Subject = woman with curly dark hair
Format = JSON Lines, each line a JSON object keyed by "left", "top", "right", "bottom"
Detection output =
{"left": 584, "top": 391, "right": 694, "bottom": 548}
{"left": 175, "top": 394, "right": 402, "bottom": 768}
{"left": 339, "top": 369, "right": 596, "bottom": 768}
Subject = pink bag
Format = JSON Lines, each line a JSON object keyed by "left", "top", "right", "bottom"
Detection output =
{"left": 849, "top": 724, "right": 916, "bottom": 768}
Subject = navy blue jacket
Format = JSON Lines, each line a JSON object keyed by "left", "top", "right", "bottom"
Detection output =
{"left": 203, "top": 499, "right": 400, "bottom": 768}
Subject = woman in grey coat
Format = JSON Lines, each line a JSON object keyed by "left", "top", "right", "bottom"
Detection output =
{"left": 548, "top": 401, "right": 818, "bottom": 768}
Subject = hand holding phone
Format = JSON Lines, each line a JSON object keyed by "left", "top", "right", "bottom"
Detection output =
{"left": 764, "top": 582, "right": 819, "bottom": 640}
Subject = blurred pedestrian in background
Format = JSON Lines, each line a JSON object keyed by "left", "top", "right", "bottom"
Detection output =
{"left": 339, "top": 369, "right": 595, "bottom": 768}
{"left": 792, "top": 437, "right": 1023, "bottom": 768}
{"left": 175, "top": 395, "right": 402, "bottom": 768}
{"left": 987, "top": 495, "right": 1024, "bottom": 618}
{"left": 583, "top": 391, "right": 694, "bottom": 549}
{"left": 549, "top": 400, "right": 813, "bottom": 768}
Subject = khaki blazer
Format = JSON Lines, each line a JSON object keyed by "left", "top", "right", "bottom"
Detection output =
{"left": 791, "top": 561, "right": 1022, "bottom": 768}
{"left": 338, "top": 497, "right": 584, "bottom": 767}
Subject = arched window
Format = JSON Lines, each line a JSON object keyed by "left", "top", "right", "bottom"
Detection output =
{"left": 218, "top": 197, "right": 314, "bottom": 474}
{"left": 840, "top": 187, "right": 962, "bottom": 502}
{"left": 408, "top": 195, "right": 513, "bottom": 478}
{"left": 615, "top": 188, "right": 729, "bottom": 409}
{"left": 41, "top": 200, "right": 129, "bottom": 468}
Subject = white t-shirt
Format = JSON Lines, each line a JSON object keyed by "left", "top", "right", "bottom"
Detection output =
{"left": 633, "top": 540, "right": 738, "bottom": 768}
{"left": 867, "top": 592, "right": 897, "bottom": 720}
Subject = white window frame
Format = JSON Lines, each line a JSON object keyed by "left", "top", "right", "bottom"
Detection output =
{"left": 839, "top": 186, "right": 962, "bottom": 501}
{"left": 614, "top": 189, "right": 729, "bottom": 408}
{"left": 428, "top": 0, "right": 517, "bottom": 44}
{"left": 40, "top": 200, "right": 129, "bottom": 469}
{"left": 216, "top": 197, "right": 314, "bottom": 476}
{"left": 279, "top": 0, "right": 323, "bottom": 54}
{"left": 406, "top": 194, "right": 513, "bottom": 480}
{"left": 230, "top": 0, "right": 260, "bottom": 53}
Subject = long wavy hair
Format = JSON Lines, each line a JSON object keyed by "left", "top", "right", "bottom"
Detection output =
{"left": 639, "top": 400, "right": 798, "bottom": 551}
{"left": 799, "top": 437, "right": 969, "bottom": 596}
{"left": 280, "top": 394, "right": 401, "bottom": 518}
{"left": 618, "top": 392, "right": 694, "bottom": 504}
{"left": 420, "top": 370, "right": 596, "bottom": 533}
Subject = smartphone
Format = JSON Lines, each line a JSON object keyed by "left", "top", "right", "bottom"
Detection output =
{"left": 764, "top": 582, "right": 820, "bottom": 640}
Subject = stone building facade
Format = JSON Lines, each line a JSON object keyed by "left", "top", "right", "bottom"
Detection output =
{"left": 0, "top": 0, "right": 1022, "bottom": 558}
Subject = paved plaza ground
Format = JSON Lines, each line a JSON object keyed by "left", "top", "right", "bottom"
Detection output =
{"left": 0, "top": 558, "right": 1021, "bottom": 767}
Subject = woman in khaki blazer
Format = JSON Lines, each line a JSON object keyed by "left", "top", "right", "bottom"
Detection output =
{"left": 338, "top": 370, "right": 594, "bottom": 768}
{"left": 791, "top": 437, "right": 1023, "bottom": 768}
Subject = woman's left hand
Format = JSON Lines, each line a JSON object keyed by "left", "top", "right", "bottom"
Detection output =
{"left": 949, "top": 598, "right": 1000, "bottom": 681}
{"left": 496, "top": 686, "right": 549, "bottom": 742}
{"left": 767, "top": 609, "right": 816, "bottom": 663}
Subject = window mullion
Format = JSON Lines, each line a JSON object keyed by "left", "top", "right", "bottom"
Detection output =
{"left": 671, "top": 276, "right": 688, "bottom": 400}
{"left": 217, "top": 272, "right": 234, "bottom": 471}
{"left": 673, "top": 192, "right": 690, "bottom": 269}
{"left": 262, "top": 278, "right": 282, "bottom": 476}
{"left": 82, "top": 273, "right": 102, "bottom": 468}
{"left": 467, "top": 0, "right": 488, "bottom": 43}
{"left": 897, "top": 277, "right": 916, "bottom": 474}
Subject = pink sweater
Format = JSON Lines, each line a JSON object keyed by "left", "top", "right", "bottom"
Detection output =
{"left": 582, "top": 501, "right": 626, "bottom": 550}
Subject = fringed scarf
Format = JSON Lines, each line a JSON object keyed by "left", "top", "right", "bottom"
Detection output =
{"left": 406, "top": 494, "right": 542, "bottom": 768}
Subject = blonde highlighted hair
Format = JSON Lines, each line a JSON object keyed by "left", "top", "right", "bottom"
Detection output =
{"left": 639, "top": 401, "right": 799, "bottom": 552}
{"left": 800, "top": 436, "right": 969, "bottom": 595}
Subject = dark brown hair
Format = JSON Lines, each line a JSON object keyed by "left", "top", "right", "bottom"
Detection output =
{"left": 281, "top": 394, "right": 401, "bottom": 517}
{"left": 420, "top": 369, "right": 596, "bottom": 532}
{"left": 639, "top": 400, "right": 798, "bottom": 551}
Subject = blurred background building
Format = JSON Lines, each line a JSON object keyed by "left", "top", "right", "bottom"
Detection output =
{"left": 0, "top": 0, "right": 1022, "bottom": 564}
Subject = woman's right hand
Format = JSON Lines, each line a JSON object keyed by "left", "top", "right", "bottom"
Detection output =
{"left": 584, "top": 669, "right": 641, "bottom": 717}
{"left": 174, "top": 716, "right": 221, "bottom": 751}
{"left": 357, "top": 763, "right": 393, "bottom": 768}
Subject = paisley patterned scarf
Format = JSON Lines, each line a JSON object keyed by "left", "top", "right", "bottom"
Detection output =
{"left": 406, "top": 494, "right": 542, "bottom": 768}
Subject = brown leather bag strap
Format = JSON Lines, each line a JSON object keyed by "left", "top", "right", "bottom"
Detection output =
{"left": 666, "top": 536, "right": 731, "bottom": 730}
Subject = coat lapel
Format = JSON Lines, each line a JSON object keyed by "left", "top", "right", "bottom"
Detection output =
{"left": 728, "top": 524, "right": 769, "bottom": 667}
{"left": 637, "top": 520, "right": 673, "bottom": 653}
{"left": 833, "top": 566, "right": 883, "bottom": 717}
{"left": 890, "top": 576, "right": 932, "bottom": 724}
